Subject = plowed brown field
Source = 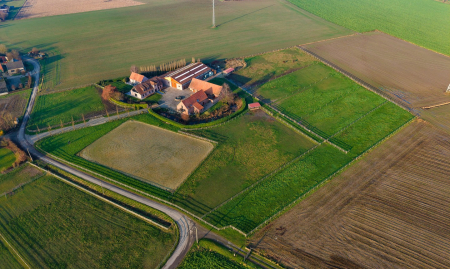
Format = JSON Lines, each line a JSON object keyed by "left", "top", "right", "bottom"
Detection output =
{"left": 16, "top": 0, "right": 143, "bottom": 20}
{"left": 251, "top": 119, "right": 450, "bottom": 269}
{"left": 304, "top": 32, "right": 450, "bottom": 109}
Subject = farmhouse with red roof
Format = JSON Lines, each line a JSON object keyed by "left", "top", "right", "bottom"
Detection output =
{"left": 130, "top": 77, "right": 163, "bottom": 100}
{"left": 129, "top": 72, "right": 148, "bottom": 85}
{"left": 177, "top": 90, "right": 210, "bottom": 115}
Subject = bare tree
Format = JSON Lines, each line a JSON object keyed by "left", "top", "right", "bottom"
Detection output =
{"left": 6, "top": 52, "right": 13, "bottom": 61}
{"left": 130, "top": 65, "right": 138, "bottom": 73}
{"left": 0, "top": 12, "right": 6, "bottom": 22}
{"left": 11, "top": 50, "right": 21, "bottom": 60}
{"left": 191, "top": 57, "right": 196, "bottom": 64}
{"left": 30, "top": 47, "right": 39, "bottom": 55}
{"left": 27, "top": 75, "right": 32, "bottom": 88}
{"left": 0, "top": 44, "right": 6, "bottom": 54}
{"left": 219, "top": 83, "right": 234, "bottom": 105}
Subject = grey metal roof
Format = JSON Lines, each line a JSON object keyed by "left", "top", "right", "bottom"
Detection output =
{"left": 5, "top": 60, "right": 24, "bottom": 70}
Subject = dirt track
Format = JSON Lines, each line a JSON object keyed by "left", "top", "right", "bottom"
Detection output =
{"left": 304, "top": 32, "right": 450, "bottom": 108}
{"left": 16, "top": 0, "right": 143, "bottom": 20}
{"left": 251, "top": 119, "right": 450, "bottom": 269}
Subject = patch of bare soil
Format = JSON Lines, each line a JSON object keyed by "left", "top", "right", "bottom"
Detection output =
{"left": 16, "top": 0, "right": 144, "bottom": 20}
{"left": 0, "top": 93, "right": 29, "bottom": 132}
{"left": 304, "top": 32, "right": 450, "bottom": 108}
{"left": 251, "top": 119, "right": 450, "bottom": 269}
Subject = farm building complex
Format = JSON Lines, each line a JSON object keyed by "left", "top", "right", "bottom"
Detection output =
{"left": 177, "top": 79, "right": 223, "bottom": 115}
{"left": 130, "top": 77, "right": 163, "bottom": 99}
{"left": 163, "top": 62, "right": 213, "bottom": 90}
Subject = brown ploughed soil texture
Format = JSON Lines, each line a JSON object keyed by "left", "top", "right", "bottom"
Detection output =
{"left": 304, "top": 32, "right": 450, "bottom": 109}
{"left": 251, "top": 119, "right": 450, "bottom": 269}
{"left": 16, "top": 0, "right": 143, "bottom": 19}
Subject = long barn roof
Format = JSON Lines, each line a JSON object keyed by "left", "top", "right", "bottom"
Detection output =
{"left": 164, "top": 62, "right": 211, "bottom": 84}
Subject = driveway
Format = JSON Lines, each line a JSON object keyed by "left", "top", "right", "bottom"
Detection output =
{"left": 159, "top": 87, "right": 194, "bottom": 111}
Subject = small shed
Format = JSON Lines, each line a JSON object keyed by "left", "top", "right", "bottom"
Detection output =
{"left": 248, "top": 102, "right": 261, "bottom": 110}
{"left": 223, "top": 68, "right": 235, "bottom": 76}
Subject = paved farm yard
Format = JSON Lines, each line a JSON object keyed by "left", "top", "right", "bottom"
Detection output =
{"left": 80, "top": 120, "right": 213, "bottom": 190}
{"left": 16, "top": 0, "right": 143, "bottom": 19}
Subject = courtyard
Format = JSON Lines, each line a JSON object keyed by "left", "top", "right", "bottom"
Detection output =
{"left": 159, "top": 87, "right": 194, "bottom": 111}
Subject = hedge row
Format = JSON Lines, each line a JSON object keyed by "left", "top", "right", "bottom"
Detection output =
{"left": 109, "top": 98, "right": 148, "bottom": 109}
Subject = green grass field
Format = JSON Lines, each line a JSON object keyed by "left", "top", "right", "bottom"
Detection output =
{"left": 177, "top": 110, "right": 316, "bottom": 215}
{"left": 0, "top": 164, "right": 44, "bottom": 194}
{"left": 287, "top": 0, "right": 450, "bottom": 55}
{"left": 0, "top": 170, "right": 176, "bottom": 268}
{"left": 0, "top": 147, "right": 15, "bottom": 172}
{"left": 29, "top": 85, "right": 106, "bottom": 130}
{"left": 0, "top": 239, "right": 23, "bottom": 269}
{"left": 179, "top": 239, "right": 260, "bottom": 269}
{"left": 229, "top": 48, "right": 316, "bottom": 87}
{"left": 0, "top": 0, "right": 352, "bottom": 92}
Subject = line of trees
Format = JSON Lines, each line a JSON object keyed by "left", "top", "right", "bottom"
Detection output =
{"left": 132, "top": 58, "right": 202, "bottom": 76}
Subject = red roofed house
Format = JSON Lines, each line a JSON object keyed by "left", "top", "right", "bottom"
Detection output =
{"left": 189, "top": 78, "right": 222, "bottom": 98}
{"left": 129, "top": 72, "right": 148, "bottom": 85}
{"left": 223, "top": 68, "right": 234, "bottom": 76}
{"left": 177, "top": 90, "right": 210, "bottom": 115}
{"left": 163, "top": 62, "right": 212, "bottom": 90}
{"left": 248, "top": 102, "right": 261, "bottom": 110}
{"left": 130, "top": 77, "right": 163, "bottom": 100}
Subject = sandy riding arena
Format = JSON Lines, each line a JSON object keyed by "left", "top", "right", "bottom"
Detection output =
{"left": 80, "top": 121, "right": 213, "bottom": 190}
{"left": 16, "top": 0, "right": 144, "bottom": 20}
{"left": 251, "top": 120, "right": 450, "bottom": 269}
{"left": 304, "top": 32, "right": 450, "bottom": 109}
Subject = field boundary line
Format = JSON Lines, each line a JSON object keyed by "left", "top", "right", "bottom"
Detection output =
{"left": 298, "top": 46, "right": 414, "bottom": 114}
{"left": 328, "top": 100, "right": 388, "bottom": 141}
{"left": 0, "top": 173, "right": 46, "bottom": 197}
{"left": 260, "top": 106, "right": 319, "bottom": 144}
{"left": 28, "top": 162, "right": 170, "bottom": 230}
{"left": 246, "top": 116, "right": 416, "bottom": 236}
{"left": 178, "top": 130, "right": 218, "bottom": 144}
{"left": 201, "top": 143, "right": 321, "bottom": 220}
{"left": 0, "top": 233, "right": 30, "bottom": 269}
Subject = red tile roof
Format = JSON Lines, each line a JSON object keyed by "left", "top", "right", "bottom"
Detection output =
{"left": 248, "top": 102, "right": 261, "bottom": 109}
{"left": 224, "top": 68, "right": 234, "bottom": 74}
{"left": 189, "top": 78, "right": 222, "bottom": 97}
{"left": 181, "top": 90, "right": 208, "bottom": 108}
{"left": 130, "top": 72, "right": 147, "bottom": 83}
{"left": 192, "top": 102, "right": 204, "bottom": 111}
{"left": 133, "top": 77, "right": 162, "bottom": 95}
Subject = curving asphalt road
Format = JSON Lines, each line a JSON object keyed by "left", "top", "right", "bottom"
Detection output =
{"left": 16, "top": 57, "right": 195, "bottom": 269}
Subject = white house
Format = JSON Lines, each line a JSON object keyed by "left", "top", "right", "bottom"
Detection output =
{"left": 130, "top": 77, "right": 163, "bottom": 100}
{"left": 130, "top": 72, "right": 148, "bottom": 85}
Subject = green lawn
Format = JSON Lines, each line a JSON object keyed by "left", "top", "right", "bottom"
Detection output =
{"left": 176, "top": 110, "right": 316, "bottom": 215}
{"left": 0, "top": 147, "right": 15, "bottom": 172}
{"left": 0, "top": 173, "right": 176, "bottom": 268}
{"left": 0, "top": 239, "right": 22, "bottom": 269}
{"left": 0, "top": 164, "right": 44, "bottom": 194}
{"left": 287, "top": 0, "right": 450, "bottom": 55}
{"left": 29, "top": 85, "right": 106, "bottom": 130}
{"left": 179, "top": 239, "right": 260, "bottom": 269}
{"left": 229, "top": 48, "right": 316, "bottom": 86}
{"left": 0, "top": 0, "right": 352, "bottom": 92}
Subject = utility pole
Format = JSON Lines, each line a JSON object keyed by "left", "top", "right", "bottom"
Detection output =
{"left": 212, "top": 0, "right": 215, "bottom": 28}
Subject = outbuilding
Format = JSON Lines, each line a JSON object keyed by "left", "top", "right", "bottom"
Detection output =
{"left": 163, "top": 62, "right": 212, "bottom": 90}
{"left": 248, "top": 102, "right": 261, "bottom": 110}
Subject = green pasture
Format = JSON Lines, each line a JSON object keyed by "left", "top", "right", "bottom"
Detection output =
{"left": 0, "top": 0, "right": 352, "bottom": 92}
{"left": 0, "top": 147, "right": 15, "bottom": 172}
{"left": 29, "top": 85, "right": 105, "bottom": 130}
{"left": 0, "top": 174, "right": 176, "bottom": 268}
{"left": 229, "top": 48, "right": 316, "bottom": 86}
{"left": 177, "top": 110, "right": 316, "bottom": 214}
{"left": 0, "top": 240, "right": 22, "bottom": 269}
{"left": 0, "top": 164, "right": 44, "bottom": 194}
{"left": 287, "top": 0, "right": 450, "bottom": 55}
{"left": 179, "top": 239, "right": 260, "bottom": 269}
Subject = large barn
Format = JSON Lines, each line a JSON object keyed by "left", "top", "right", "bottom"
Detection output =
{"left": 163, "top": 62, "right": 213, "bottom": 90}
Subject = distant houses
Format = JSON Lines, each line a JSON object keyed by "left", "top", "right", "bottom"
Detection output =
{"left": 162, "top": 62, "right": 213, "bottom": 90}
{"left": 5, "top": 61, "right": 25, "bottom": 76}
{"left": 0, "top": 5, "right": 10, "bottom": 21}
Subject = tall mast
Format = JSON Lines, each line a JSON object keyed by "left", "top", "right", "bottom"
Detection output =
{"left": 212, "top": 0, "right": 215, "bottom": 28}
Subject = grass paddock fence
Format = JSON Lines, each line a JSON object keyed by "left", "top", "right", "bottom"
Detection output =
{"left": 246, "top": 116, "right": 416, "bottom": 236}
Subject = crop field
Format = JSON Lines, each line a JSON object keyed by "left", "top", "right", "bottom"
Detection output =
{"left": 303, "top": 32, "right": 450, "bottom": 109}
{"left": 176, "top": 110, "right": 316, "bottom": 215}
{"left": 0, "top": 239, "right": 22, "bottom": 269}
{"left": 179, "top": 239, "right": 260, "bottom": 269}
{"left": 0, "top": 89, "right": 31, "bottom": 132}
{"left": 0, "top": 169, "right": 176, "bottom": 268}
{"left": 80, "top": 120, "right": 214, "bottom": 190}
{"left": 288, "top": 0, "right": 450, "bottom": 55}
{"left": 229, "top": 48, "right": 316, "bottom": 87}
{"left": 250, "top": 120, "right": 450, "bottom": 269}
{"left": 0, "top": 164, "right": 44, "bottom": 194}
{"left": 0, "top": 0, "right": 352, "bottom": 92}
{"left": 28, "top": 85, "right": 122, "bottom": 131}
{"left": 0, "top": 147, "right": 16, "bottom": 172}
{"left": 16, "top": 0, "right": 143, "bottom": 20}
